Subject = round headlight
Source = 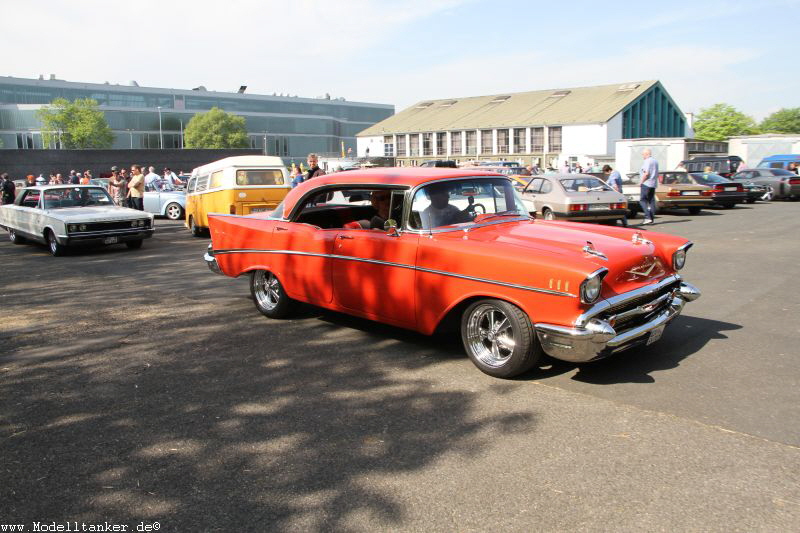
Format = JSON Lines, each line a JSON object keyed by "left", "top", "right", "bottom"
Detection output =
{"left": 68, "top": 224, "right": 77, "bottom": 232}
{"left": 673, "top": 249, "right": 687, "bottom": 270}
{"left": 131, "top": 221, "right": 137, "bottom": 228}
{"left": 580, "top": 271, "right": 605, "bottom": 304}
{"left": 79, "top": 224, "right": 87, "bottom": 231}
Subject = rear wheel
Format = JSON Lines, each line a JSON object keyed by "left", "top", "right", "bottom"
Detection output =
{"left": 688, "top": 206, "right": 702, "bottom": 215}
{"left": 542, "top": 208, "right": 555, "bottom": 220}
{"left": 250, "top": 270, "right": 294, "bottom": 319}
{"left": 461, "top": 299, "right": 543, "bottom": 378}
{"left": 126, "top": 239, "right": 143, "bottom": 249}
{"left": 165, "top": 202, "right": 184, "bottom": 221}
{"left": 46, "top": 230, "right": 66, "bottom": 257}
{"left": 8, "top": 229, "right": 25, "bottom": 244}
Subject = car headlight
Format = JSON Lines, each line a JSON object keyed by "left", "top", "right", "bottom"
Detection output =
{"left": 79, "top": 224, "right": 87, "bottom": 231}
{"left": 580, "top": 268, "right": 608, "bottom": 304}
{"left": 68, "top": 224, "right": 78, "bottom": 232}
{"left": 673, "top": 243, "right": 693, "bottom": 270}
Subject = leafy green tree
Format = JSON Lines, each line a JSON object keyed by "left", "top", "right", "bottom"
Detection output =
{"left": 693, "top": 103, "right": 759, "bottom": 141}
{"left": 760, "top": 108, "right": 800, "bottom": 134}
{"left": 37, "top": 98, "right": 114, "bottom": 149}
{"left": 184, "top": 107, "right": 249, "bottom": 149}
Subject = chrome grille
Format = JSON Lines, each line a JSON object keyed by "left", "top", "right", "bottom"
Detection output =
{"left": 601, "top": 281, "right": 680, "bottom": 331}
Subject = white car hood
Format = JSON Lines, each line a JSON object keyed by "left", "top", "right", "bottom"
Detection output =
{"left": 47, "top": 206, "right": 151, "bottom": 222}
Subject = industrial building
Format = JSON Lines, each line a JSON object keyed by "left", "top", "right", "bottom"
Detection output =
{"left": 357, "top": 80, "right": 688, "bottom": 169}
{"left": 0, "top": 75, "right": 393, "bottom": 161}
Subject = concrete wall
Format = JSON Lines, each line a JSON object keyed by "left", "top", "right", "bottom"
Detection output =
{"left": 358, "top": 136, "right": 384, "bottom": 157}
{"left": 0, "top": 148, "right": 262, "bottom": 180}
{"left": 615, "top": 139, "right": 688, "bottom": 175}
{"left": 727, "top": 135, "right": 800, "bottom": 167}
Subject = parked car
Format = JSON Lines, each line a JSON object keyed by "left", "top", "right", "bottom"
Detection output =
{"left": 730, "top": 168, "right": 800, "bottom": 200}
{"left": 624, "top": 172, "right": 713, "bottom": 215}
{"left": 515, "top": 173, "right": 627, "bottom": 223}
{"left": 90, "top": 178, "right": 110, "bottom": 190}
{"left": 0, "top": 185, "right": 154, "bottom": 256}
{"left": 686, "top": 172, "right": 746, "bottom": 208}
{"left": 756, "top": 155, "right": 800, "bottom": 170}
{"left": 203, "top": 168, "right": 700, "bottom": 378}
{"left": 680, "top": 156, "right": 744, "bottom": 178}
{"left": 144, "top": 185, "right": 186, "bottom": 220}
{"left": 419, "top": 160, "right": 458, "bottom": 168}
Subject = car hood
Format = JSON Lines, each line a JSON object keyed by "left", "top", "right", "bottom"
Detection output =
{"left": 456, "top": 220, "right": 672, "bottom": 289}
{"left": 46, "top": 206, "right": 151, "bottom": 221}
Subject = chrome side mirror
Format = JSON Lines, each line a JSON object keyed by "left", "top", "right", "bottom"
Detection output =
{"left": 384, "top": 218, "right": 400, "bottom": 237}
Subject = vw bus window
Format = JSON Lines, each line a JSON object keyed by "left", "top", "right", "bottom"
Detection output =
{"left": 210, "top": 170, "right": 225, "bottom": 189}
{"left": 236, "top": 170, "right": 285, "bottom": 186}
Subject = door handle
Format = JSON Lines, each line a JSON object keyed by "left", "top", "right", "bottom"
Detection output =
{"left": 338, "top": 234, "right": 354, "bottom": 240}
{"left": 276, "top": 226, "right": 288, "bottom": 231}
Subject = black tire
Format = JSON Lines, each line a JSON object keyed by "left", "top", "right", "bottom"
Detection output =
{"left": 250, "top": 270, "right": 294, "bottom": 319}
{"left": 46, "top": 230, "right": 67, "bottom": 257}
{"left": 189, "top": 216, "right": 204, "bottom": 237}
{"left": 126, "top": 239, "right": 143, "bottom": 249}
{"left": 745, "top": 198, "right": 756, "bottom": 204}
{"left": 461, "top": 299, "right": 543, "bottom": 378}
{"left": 165, "top": 202, "right": 184, "bottom": 221}
{"left": 721, "top": 203, "right": 735, "bottom": 209}
{"left": 688, "top": 206, "right": 702, "bottom": 215}
{"left": 8, "top": 229, "right": 26, "bottom": 244}
{"left": 542, "top": 208, "right": 555, "bottom": 220}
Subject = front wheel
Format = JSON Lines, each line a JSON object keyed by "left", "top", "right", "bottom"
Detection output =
{"left": 250, "top": 270, "right": 294, "bottom": 319}
{"left": 688, "top": 206, "right": 702, "bottom": 215}
{"left": 47, "top": 230, "right": 67, "bottom": 257}
{"left": 165, "top": 202, "right": 184, "bottom": 221}
{"left": 461, "top": 299, "right": 543, "bottom": 378}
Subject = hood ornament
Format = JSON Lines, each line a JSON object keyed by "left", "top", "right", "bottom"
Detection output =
{"left": 582, "top": 241, "right": 608, "bottom": 261}
{"left": 631, "top": 232, "right": 652, "bottom": 245}
{"left": 626, "top": 261, "right": 657, "bottom": 278}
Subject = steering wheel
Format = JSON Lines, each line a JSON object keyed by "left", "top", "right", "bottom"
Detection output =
{"left": 463, "top": 202, "right": 486, "bottom": 217}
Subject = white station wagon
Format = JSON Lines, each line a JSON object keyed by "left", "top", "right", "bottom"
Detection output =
{"left": 0, "top": 185, "right": 154, "bottom": 256}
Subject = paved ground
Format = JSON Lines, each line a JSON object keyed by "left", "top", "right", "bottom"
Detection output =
{"left": 1, "top": 202, "right": 799, "bottom": 532}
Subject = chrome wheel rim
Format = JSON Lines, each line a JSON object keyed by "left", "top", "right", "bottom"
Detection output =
{"left": 167, "top": 204, "right": 181, "bottom": 219}
{"left": 48, "top": 233, "right": 57, "bottom": 253}
{"left": 253, "top": 271, "right": 281, "bottom": 311}
{"left": 466, "top": 304, "right": 516, "bottom": 367}
{"left": 9, "top": 229, "right": 15, "bottom": 242}
{"left": 544, "top": 210, "right": 555, "bottom": 220}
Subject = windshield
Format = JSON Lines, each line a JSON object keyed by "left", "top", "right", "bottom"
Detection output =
{"left": 559, "top": 177, "right": 611, "bottom": 192}
{"left": 690, "top": 172, "right": 729, "bottom": 184}
{"left": 409, "top": 177, "right": 527, "bottom": 230}
{"left": 236, "top": 169, "right": 285, "bottom": 186}
{"left": 43, "top": 187, "right": 115, "bottom": 209}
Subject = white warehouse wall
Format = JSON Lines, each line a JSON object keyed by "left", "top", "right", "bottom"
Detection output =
{"left": 560, "top": 124, "right": 608, "bottom": 163}
{"left": 728, "top": 135, "right": 800, "bottom": 167}
{"left": 357, "top": 135, "right": 384, "bottom": 157}
{"left": 606, "top": 113, "right": 623, "bottom": 156}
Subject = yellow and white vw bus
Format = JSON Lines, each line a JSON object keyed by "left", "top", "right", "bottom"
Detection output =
{"left": 185, "top": 156, "right": 290, "bottom": 236}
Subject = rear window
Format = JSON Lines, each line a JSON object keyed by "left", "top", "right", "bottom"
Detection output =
{"left": 559, "top": 177, "right": 610, "bottom": 191}
{"left": 690, "top": 173, "right": 728, "bottom": 184}
{"left": 236, "top": 169, "right": 285, "bottom": 186}
{"left": 769, "top": 169, "right": 795, "bottom": 176}
{"left": 660, "top": 173, "right": 693, "bottom": 185}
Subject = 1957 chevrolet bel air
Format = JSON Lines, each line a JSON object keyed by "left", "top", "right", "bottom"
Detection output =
{"left": 204, "top": 168, "right": 700, "bottom": 378}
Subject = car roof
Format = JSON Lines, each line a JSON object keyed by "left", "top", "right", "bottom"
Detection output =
{"left": 282, "top": 167, "right": 504, "bottom": 214}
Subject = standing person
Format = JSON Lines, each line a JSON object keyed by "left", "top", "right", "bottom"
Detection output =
{"left": 25, "top": 175, "right": 36, "bottom": 187}
{"left": 289, "top": 166, "right": 304, "bottom": 188}
{"left": 603, "top": 164, "right": 628, "bottom": 227}
{"left": 305, "top": 153, "right": 325, "bottom": 180}
{"left": 48, "top": 173, "right": 58, "bottom": 184}
{"left": 638, "top": 148, "right": 659, "bottom": 225}
{"left": 560, "top": 161, "right": 570, "bottom": 174}
{"left": 789, "top": 162, "right": 799, "bottom": 175}
{"left": 144, "top": 166, "right": 160, "bottom": 188}
{"left": 80, "top": 170, "right": 92, "bottom": 184}
{"left": 163, "top": 167, "right": 182, "bottom": 188}
{"left": 127, "top": 165, "right": 145, "bottom": 210}
{"left": 55, "top": 173, "right": 64, "bottom": 184}
{"left": 68, "top": 170, "right": 80, "bottom": 184}
{"left": 108, "top": 166, "right": 128, "bottom": 207}
{"left": 1, "top": 173, "right": 16, "bottom": 205}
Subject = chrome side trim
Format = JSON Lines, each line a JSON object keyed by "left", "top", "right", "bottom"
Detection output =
{"left": 210, "top": 247, "right": 575, "bottom": 297}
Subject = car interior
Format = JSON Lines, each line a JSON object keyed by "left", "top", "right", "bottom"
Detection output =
{"left": 294, "top": 189, "right": 405, "bottom": 230}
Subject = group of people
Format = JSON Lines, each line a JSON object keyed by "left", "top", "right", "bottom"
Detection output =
{"left": 289, "top": 153, "right": 326, "bottom": 188}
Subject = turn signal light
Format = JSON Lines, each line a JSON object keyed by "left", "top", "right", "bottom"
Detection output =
{"left": 610, "top": 202, "right": 626, "bottom": 209}
{"left": 667, "top": 189, "right": 681, "bottom": 197}
{"left": 701, "top": 190, "right": 713, "bottom": 196}
{"left": 569, "top": 204, "right": 588, "bottom": 212}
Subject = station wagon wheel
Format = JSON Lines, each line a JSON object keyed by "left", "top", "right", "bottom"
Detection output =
{"left": 46, "top": 230, "right": 66, "bottom": 257}
{"left": 250, "top": 270, "right": 294, "bottom": 319}
{"left": 461, "top": 299, "right": 542, "bottom": 378}
{"left": 165, "top": 202, "right": 184, "bottom": 220}
{"left": 8, "top": 229, "right": 26, "bottom": 244}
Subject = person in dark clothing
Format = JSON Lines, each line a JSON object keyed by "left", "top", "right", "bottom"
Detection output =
{"left": 305, "top": 153, "right": 326, "bottom": 180}
{"left": 1, "top": 173, "right": 16, "bottom": 204}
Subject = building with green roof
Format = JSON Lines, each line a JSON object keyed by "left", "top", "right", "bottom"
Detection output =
{"left": 356, "top": 80, "right": 687, "bottom": 169}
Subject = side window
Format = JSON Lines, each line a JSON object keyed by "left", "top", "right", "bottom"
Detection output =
{"left": 20, "top": 191, "right": 41, "bottom": 208}
{"left": 529, "top": 178, "right": 544, "bottom": 193}
{"left": 187, "top": 177, "right": 197, "bottom": 193}
{"left": 209, "top": 170, "right": 225, "bottom": 189}
{"left": 195, "top": 174, "right": 210, "bottom": 192}
{"left": 540, "top": 179, "right": 552, "bottom": 194}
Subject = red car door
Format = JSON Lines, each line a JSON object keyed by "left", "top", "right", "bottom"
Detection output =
{"left": 271, "top": 221, "right": 335, "bottom": 305}
{"left": 332, "top": 228, "right": 419, "bottom": 327}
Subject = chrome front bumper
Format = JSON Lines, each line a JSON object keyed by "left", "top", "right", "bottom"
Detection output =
{"left": 204, "top": 244, "right": 223, "bottom": 275}
{"left": 534, "top": 282, "right": 700, "bottom": 363}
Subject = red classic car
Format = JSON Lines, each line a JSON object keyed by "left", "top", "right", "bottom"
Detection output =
{"left": 204, "top": 168, "right": 700, "bottom": 378}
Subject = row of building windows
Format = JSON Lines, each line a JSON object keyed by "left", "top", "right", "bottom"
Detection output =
{"left": 382, "top": 127, "right": 562, "bottom": 157}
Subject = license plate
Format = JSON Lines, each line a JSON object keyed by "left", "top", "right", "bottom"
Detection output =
{"left": 103, "top": 236, "right": 119, "bottom": 244}
{"left": 682, "top": 191, "right": 700, "bottom": 196}
{"left": 589, "top": 203, "right": 609, "bottom": 210}
{"left": 724, "top": 187, "right": 737, "bottom": 191}
{"left": 251, "top": 207, "right": 268, "bottom": 213}
{"left": 646, "top": 325, "right": 665, "bottom": 345}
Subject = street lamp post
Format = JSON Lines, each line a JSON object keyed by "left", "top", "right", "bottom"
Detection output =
{"left": 126, "top": 129, "right": 133, "bottom": 149}
{"left": 179, "top": 119, "right": 184, "bottom": 149}
{"left": 157, "top": 106, "right": 163, "bottom": 149}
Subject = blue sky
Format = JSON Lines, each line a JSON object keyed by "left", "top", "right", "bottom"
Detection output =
{"left": 7, "top": 0, "right": 799, "bottom": 120}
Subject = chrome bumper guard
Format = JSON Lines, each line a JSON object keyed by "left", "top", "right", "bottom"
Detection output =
{"left": 535, "top": 282, "right": 700, "bottom": 363}
{"left": 204, "top": 244, "right": 223, "bottom": 275}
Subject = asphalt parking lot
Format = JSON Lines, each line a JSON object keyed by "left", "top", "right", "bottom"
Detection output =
{"left": 1, "top": 202, "right": 799, "bottom": 532}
